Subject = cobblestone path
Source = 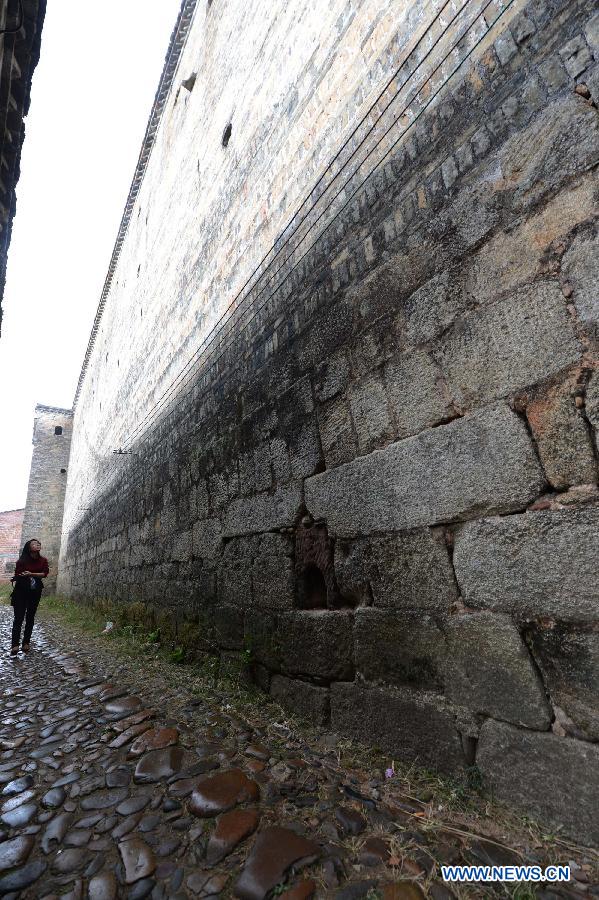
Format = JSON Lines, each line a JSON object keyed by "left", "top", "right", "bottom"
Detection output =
{"left": 0, "top": 606, "right": 596, "bottom": 899}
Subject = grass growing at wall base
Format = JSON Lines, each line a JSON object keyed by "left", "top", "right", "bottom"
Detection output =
{"left": 1, "top": 584, "right": 595, "bottom": 876}
{"left": 0, "top": 585, "right": 247, "bottom": 686}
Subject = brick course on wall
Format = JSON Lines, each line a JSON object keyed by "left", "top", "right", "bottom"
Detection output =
{"left": 0, "top": 507, "right": 24, "bottom": 580}
{"left": 56, "top": 0, "right": 599, "bottom": 843}
{"left": 22, "top": 405, "right": 73, "bottom": 591}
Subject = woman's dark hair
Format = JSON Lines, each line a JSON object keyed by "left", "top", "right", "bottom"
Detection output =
{"left": 19, "top": 539, "right": 41, "bottom": 561}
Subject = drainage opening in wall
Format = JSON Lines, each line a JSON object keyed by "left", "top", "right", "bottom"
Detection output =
{"left": 54, "top": 426, "right": 63, "bottom": 435}
{"left": 221, "top": 123, "right": 232, "bottom": 148}
{"left": 299, "top": 564, "right": 328, "bottom": 609}
{"left": 60, "top": 469, "right": 66, "bottom": 474}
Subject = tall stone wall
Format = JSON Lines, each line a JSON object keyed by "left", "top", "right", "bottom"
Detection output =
{"left": 0, "top": 507, "right": 24, "bottom": 580}
{"left": 22, "top": 405, "right": 72, "bottom": 591}
{"left": 59, "top": 0, "right": 599, "bottom": 843}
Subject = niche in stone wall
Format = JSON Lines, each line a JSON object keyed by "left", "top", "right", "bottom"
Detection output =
{"left": 295, "top": 514, "right": 351, "bottom": 609}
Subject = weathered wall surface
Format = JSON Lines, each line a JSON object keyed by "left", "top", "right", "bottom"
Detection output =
{"left": 22, "top": 405, "right": 72, "bottom": 590}
{"left": 59, "top": 0, "right": 599, "bottom": 843}
{"left": 0, "top": 507, "right": 24, "bottom": 580}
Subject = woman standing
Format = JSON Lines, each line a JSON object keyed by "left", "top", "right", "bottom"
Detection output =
{"left": 10, "top": 539, "right": 49, "bottom": 656}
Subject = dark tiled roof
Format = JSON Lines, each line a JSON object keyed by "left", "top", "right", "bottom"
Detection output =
{"left": 0, "top": 0, "right": 47, "bottom": 335}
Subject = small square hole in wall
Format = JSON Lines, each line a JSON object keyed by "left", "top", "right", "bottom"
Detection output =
{"left": 54, "top": 426, "right": 63, "bottom": 435}
{"left": 221, "top": 123, "right": 232, "bottom": 148}
{"left": 60, "top": 468, "right": 67, "bottom": 474}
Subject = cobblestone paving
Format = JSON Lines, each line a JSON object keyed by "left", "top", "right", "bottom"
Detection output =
{"left": 1, "top": 607, "right": 597, "bottom": 899}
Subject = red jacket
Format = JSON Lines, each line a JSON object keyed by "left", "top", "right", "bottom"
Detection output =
{"left": 15, "top": 556, "right": 49, "bottom": 577}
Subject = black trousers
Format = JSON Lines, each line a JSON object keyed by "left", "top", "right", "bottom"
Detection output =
{"left": 11, "top": 585, "right": 42, "bottom": 647}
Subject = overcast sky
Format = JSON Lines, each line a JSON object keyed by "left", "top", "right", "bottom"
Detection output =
{"left": 0, "top": 0, "right": 183, "bottom": 511}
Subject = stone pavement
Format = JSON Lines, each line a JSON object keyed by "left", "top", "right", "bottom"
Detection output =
{"left": 0, "top": 607, "right": 596, "bottom": 899}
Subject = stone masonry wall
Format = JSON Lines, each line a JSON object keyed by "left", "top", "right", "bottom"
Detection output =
{"left": 0, "top": 507, "right": 24, "bottom": 580}
{"left": 22, "top": 405, "right": 73, "bottom": 591}
{"left": 58, "top": 0, "right": 599, "bottom": 843}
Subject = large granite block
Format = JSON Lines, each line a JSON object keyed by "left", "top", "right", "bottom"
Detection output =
{"left": 270, "top": 674, "right": 330, "bottom": 726}
{"left": 526, "top": 371, "right": 597, "bottom": 490}
{"left": 331, "top": 682, "right": 466, "bottom": 774}
{"left": 586, "top": 371, "right": 599, "bottom": 456}
{"left": 279, "top": 610, "right": 354, "bottom": 681}
{"left": 477, "top": 719, "right": 599, "bottom": 846}
{"left": 383, "top": 349, "right": 451, "bottom": 439}
{"left": 335, "top": 529, "right": 457, "bottom": 611}
{"left": 443, "top": 612, "right": 551, "bottom": 729}
{"left": 355, "top": 609, "right": 444, "bottom": 689}
{"left": 212, "top": 604, "right": 245, "bottom": 650}
{"left": 528, "top": 624, "right": 599, "bottom": 741}
{"left": 244, "top": 609, "right": 282, "bottom": 671}
{"left": 562, "top": 229, "right": 599, "bottom": 345}
{"left": 224, "top": 484, "right": 302, "bottom": 537}
{"left": 192, "top": 518, "right": 223, "bottom": 560}
{"left": 453, "top": 509, "right": 599, "bottom": 622}
{"left": 305, "top": 405, "right": 544, "bottom": 536}
{"left": 434, "top": 283, "right": 581, "bottom": 408}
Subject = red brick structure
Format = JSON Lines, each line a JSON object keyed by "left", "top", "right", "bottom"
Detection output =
{"left": 0, "top": 508, "right": 24, "bottom": 581}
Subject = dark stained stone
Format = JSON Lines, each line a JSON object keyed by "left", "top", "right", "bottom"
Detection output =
{"left": 76, "top": 813, "right": 102, "bottom": 829}
{"left": 155, "top": 838, "right": 181, "bottom": 857}
{"left": 42, "top": 786, "right": 66, "bottom": 809}
{"left": 204, "top": 873, "right": 229, "bottom": 895}
{"left": 168, "top": 758, "right": 219, "bottom": 784}
{"left": 138, "top": 814, "right": 161, "bottom": 833}
{"left": 109, "top": 723, "right": 152, "bottom": 750}
{"left": 280, "top": 880, "right": 317, "bottom": 900}
{"left": 0, "top": 859, "right": 47, "bottom": 893}
{"left": 53, "top": 772, "right": 81, "bottom": 788}
{"left": 206, "top": 807, "right": 260, "bottom": 865}
{"left": 80, "top": 787, "right": 128, "bottom": 810}
{"left": 169, "top": 778, "right": 202, "bottom": 799}
{"left": 95, "top": 815, "right": 119, "bottom": 834}
{"left": 52, "top": 847, "right": 90, "bottom": 874}
{"left": 112, "top": 710, "right": 156, "bottom": 733}
{"left": 0, "top": 835, "right": 34, "bottom": 871}
{"left": 89, "top": 870, "right": 118, "bottom": 900}
{"left": 1, "top": 802, "right": 37, "bottom": 827}
{"left": 106, "top": 767, "right": 132, "bottom": 788}
{"left": 128, "top": 877, "right": 156, "bottom": 899}
{"left": 41, "top": 812, "right": 73, "bottom": 853}
{"left": 85, "top": 853, "right": 107, "bottom": 879}
{"left": 98, "top": 684, "right": 128, "bottom": 701}
{"left": 117, "top": 795, "right": 150, "bottom": 816}
{"left": 64, "top": 829, "right": 92, "bottom": 847}
{"left": 467, "top": 839, "right": 521, "bottom": 867}
{"left": 334, "top": 807, "right": 366, "bottom": 835}
{"left": 359, "top": 837, "right": 391, "bottom": 867}
{"left": 105, "top": 697, "right": 144, "bottom": 720}
{"left": 112, "top": 813, "right": 143, "bottom": 840}
{"left": 335, "top": 882, "right": 378, "bottom": 900}
{"left": 245, "top": 743, "right": 270, "bottom": 761}
{"left": 382, "top": 884, "right": 427, "bottom": 899}
{"left": 134, "top": 747, "right": 184, "bottom": 784}
{"left": 1, "top": 775, "right": 34, "bottom": 796}
{"left": 234, "top": 826, "right": 320, "bottom": 899}
{"left": 119, "top": 837, "right": 157, "bottom": 884}
{"left": 128, "top": 728, "right": 179, "bottom": 758}
{"left": 189, "top": 769, "right": 260, "bottom": 818}
{"left": 1, "top": 789, "right": 35, "bottom": 812}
